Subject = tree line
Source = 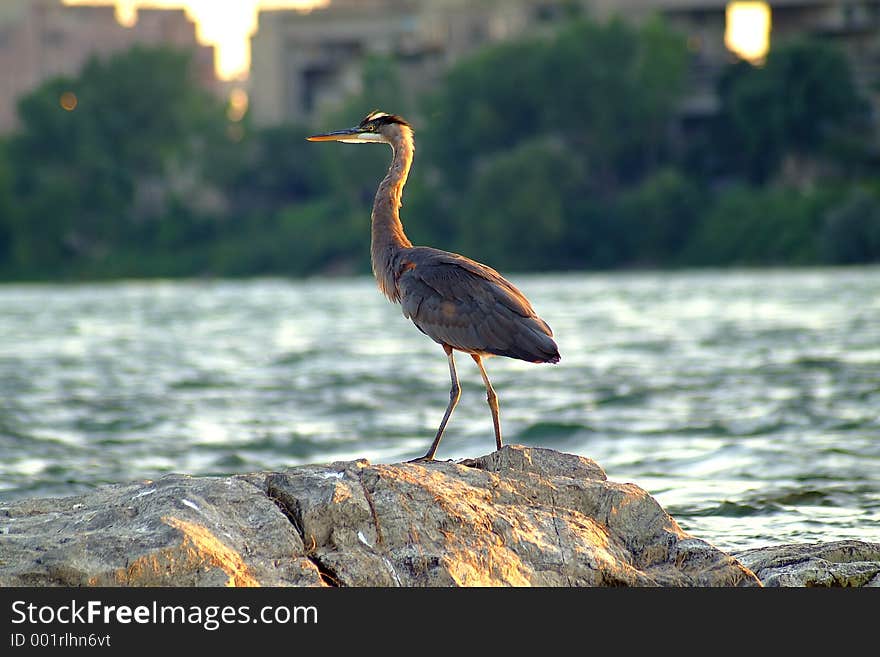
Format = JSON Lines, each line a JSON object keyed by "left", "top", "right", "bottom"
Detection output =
{"left": 1, "top": 15, "right": 879, "bottom": 281}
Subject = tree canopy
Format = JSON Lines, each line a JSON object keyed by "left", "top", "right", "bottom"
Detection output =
{"left": 0, "top": 16, "right": 878, "bottom": 281}
{"left": 3, "top": 47, "right": 231, "bottom": 277}
{"left": 714, "top": 39, "right": 869, "bottom": 183}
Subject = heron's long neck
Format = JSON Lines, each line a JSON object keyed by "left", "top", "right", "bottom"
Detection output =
{"left": 371, "top": 126, "right": 414, "bottom": 302}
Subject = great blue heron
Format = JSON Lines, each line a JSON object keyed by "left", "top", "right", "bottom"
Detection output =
{"left": 308, "top": 111, "right": 560, "bottom": 460}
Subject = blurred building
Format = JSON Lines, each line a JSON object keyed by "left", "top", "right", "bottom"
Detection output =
{"left": 593, "top": 1, "right": 880, "bottom": 120}
{"left": 0, "top": 0, "right": 218, "bottom": 133}
{"left": 249, "top": 0, "right": 880, "bottom": 127}
{"left": 249, "top": 0, "right": 572, "bottom": 126}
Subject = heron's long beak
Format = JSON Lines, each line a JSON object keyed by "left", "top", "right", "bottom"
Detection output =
{"left": 307, "top": 128, "right": 384, "bottom": 144}
{"left": 307, "top": 128, "right": 359, "bottom": 142}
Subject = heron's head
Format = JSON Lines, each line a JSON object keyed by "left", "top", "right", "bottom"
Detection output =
{"left": 307, "top": 110, "right": 411, "bottom": 145}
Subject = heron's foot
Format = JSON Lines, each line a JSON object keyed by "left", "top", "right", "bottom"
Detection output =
{"left": 406, "top": 454, "right": 455, "bottom": 463}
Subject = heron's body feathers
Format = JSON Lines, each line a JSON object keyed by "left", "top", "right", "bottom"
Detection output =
{"left": 394, "top": 247, "right": 559, "bottom": 363}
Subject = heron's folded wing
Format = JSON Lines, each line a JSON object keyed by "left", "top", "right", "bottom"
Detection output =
{"left": 397, "top": 254, "right": 557, "bottom": 361}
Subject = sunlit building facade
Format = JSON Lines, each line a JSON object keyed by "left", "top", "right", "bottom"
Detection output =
{"left": 1, "top": 0, "right": 877, "bottom": 133}
{"left": 248, "top": 0, "right": 880, "bottom": 127}
{"left": 594, "top": 0, "right": 880, "bottom": 120}
{"left": 0, "top": 0, "right": 218, "bottom": 132}
{"left": 248, "top": 0, "right": 571, "bottom": 126}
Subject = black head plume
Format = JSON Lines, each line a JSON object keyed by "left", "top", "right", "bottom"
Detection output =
{"left": 358, "top": 111, "right": 411, "bottom": 131}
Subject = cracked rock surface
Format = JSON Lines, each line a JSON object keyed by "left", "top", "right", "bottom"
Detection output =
{"left": 0, "top": 474, "right": 320, "bottom": 586}
{"left": 2, "top": 445, "right": 868, "bottom": 587}
{"left": 734, "top": 540, "right": 880, "bottom": 587}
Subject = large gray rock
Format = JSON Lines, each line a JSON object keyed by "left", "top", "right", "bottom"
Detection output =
{"left": 1, "top": 445, "right": 761, "bottom": 586}
{"left": 734, "top": 540, "right": 880, "bottom": 587}
{"left": 0, "top": 475, "right": 323, "bottom": 586}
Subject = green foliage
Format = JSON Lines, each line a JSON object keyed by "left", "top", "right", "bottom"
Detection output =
{"left": 0, "top": 140, "right": 13, "bottom": 270}
{"left": 211, "top": 198, "right": 364, "bottom": 277}
{"left": 547, "top": 16, "right": 687, "bottom": 188}
{"left": 821, "top": 190, "right": 880, "bottom": 264}
{"left": 227, "top": 123, "right": 327, "bottom": 212}
{"left": 0, "top": 17, "right": 877, "bottom": 281}
{"left": 615, "top": 168, "right": 704, "bottom": 265}
{"left": 424, "top": 37, "right": 549, "bottom": 186}
{"left": 683, "top": 185, "right": 832, "bottom": 265}
{"left": 411, "top": 15, "right": 691, "bottom": 271}
{"left": 5, "top": 46, "right": 231, "bottom": 278}
{"left": 425, "top": 16, "right": 688, "bottom": 193}
{"left": 456, "top": 137, "right": 584, "bottom": 271}
{"left": 715, "top": 40, "right": 869, "bottom": 183}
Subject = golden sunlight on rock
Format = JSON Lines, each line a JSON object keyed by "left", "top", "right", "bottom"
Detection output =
{"left": 162, "top": 516, "right": 261, "bottom": 587}
{"left": 262, "top": 446, "right": 761, "bottom": 586}
{"left": 1, "top": 446, "right": 771, "bottom": 587}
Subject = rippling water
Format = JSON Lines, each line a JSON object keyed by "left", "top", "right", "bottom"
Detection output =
{"left": 1, "top": 268, "right": 879, "bottom": 551}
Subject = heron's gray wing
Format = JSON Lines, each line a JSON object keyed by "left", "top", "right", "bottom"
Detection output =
{"left": 397, "top": 248, "right": 559, "bottom": 363}
{"left": 431, "top": 251, "right": 553, "bottom": 332}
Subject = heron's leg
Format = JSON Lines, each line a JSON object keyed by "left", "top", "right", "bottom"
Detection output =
{"left": 421, "top": 344, "right": 461, "bottom": 461}
{"left": 472, "top": 354, "right": 502, "bottom": 451}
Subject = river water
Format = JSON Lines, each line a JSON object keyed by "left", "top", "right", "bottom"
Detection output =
{"left": 1, "top": 268, "right": 878, "bottom": 552}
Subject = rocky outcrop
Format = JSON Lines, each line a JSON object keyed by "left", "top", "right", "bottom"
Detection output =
{"left": 0, "top": 444, "right": 850, "bottom": 588}
{"left": 264, "top": 446, "right": 757, "bottom": 586}
{"left": 0, "top": 473, "right": 320, "bottom": 586}
{"left": 734, "top": 540, "right": 880, "bottom": 587}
